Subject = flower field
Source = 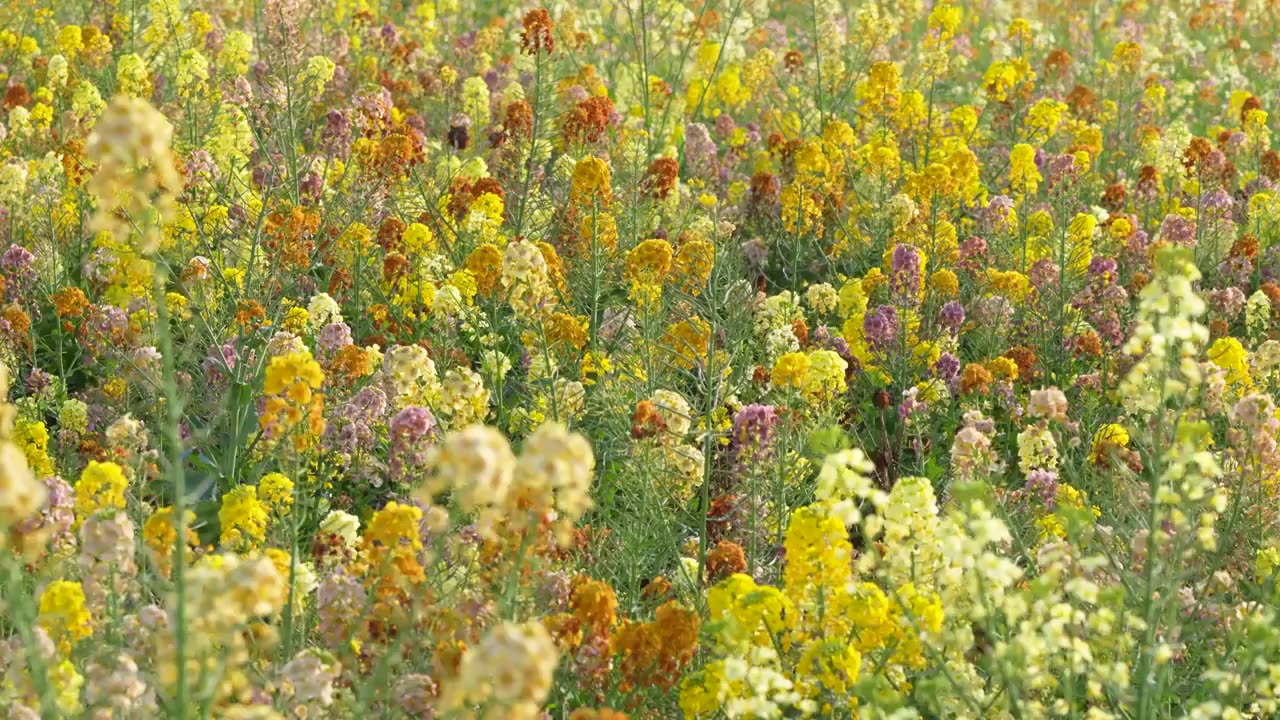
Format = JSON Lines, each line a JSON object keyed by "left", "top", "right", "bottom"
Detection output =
{"left": 3, "top": 0, "right": 1280, "bottom": 717}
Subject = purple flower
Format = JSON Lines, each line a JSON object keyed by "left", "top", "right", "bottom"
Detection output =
{"left": 325, "top": 386, "right": 389, "bottom": 488}
{"left": 933, "top": 352, "right": 961, "bottom": 386}
{"left": 973, "top": 295, "right": 1014, "bottom": 329}
{"left": 863, "top": 305, "right": 900, "bottom": 352}
{"left": 731, "top": 404, "right": 779, "bottom": 467}
{"left": 1024, "top": 469, "right": 1059, "bottom": 507}
{"left": 1088, "top": 256, "right": 1117, "bottom": 277}
{"left": 1028, "top": 259, "right": 1059, "bottom": 291}
{"left": 938, "top": 301, "right": 965, "bottom": 336}
{"left": 890, "top": 244, "right": 922, "bottom": 303}
{"left": 741, "top": 237, "right": 769, "bottom": 269}
{"left": 317, "top": 322, "right": 353, "bottom": 362}
{"left": 684, "top": 123, "right": 719, "bottom": 180}
{"left": 388, "top": 406, "right": 438, "bottom": 486}
{"left": 898, "top": 387, "right": 926, "bottom": 421}
{"left": 1158, "top": 213, "right": 1196, "bottom": 247}
{"left": 958, "top": 236, "right": 989, "bottom": 273}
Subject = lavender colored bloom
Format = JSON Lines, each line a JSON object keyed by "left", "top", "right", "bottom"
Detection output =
{"left": 731, "top": 404, "right": 779, "bottom": 466}
{"left": 898, "top": 387, "right": 927, "bottom": 421}
{"left": 17, "top": 475, "right": 76, "bottom": 555}
{"left": 1028, "top": 259, "right": 1059, "bottom": 291}
{"left": 1202, "top": 189, "right": 1233, "bottom": 214}
{"left": 300, "top": 172, "right": 324, "bottom": 201}
{"left": 184, "top": 150, "right": 220, "bottom": 186}
{"left": 890, "top": 244, "right": 922, "bottom": 303}
{"left": 1158, "top": 213, "right": 1196, "bottom": 247}
{"left": 1208, "top": 287, "right": 1247, "bottom": 320}
{"left": 322, "top": 110, "right": 352, "bottom": 156}
{"left": 827, "top": 336, "right": 860, "bottom": 378}
{"left": 741, "top": 237, "right": 769, "bottom": 270}
{"left": 2, "top": 243, "right": 34, "bottom": 295}
{"left": 684, "top": 123, "right": 719, "bottom": 179}
{"left": 326, "top": 386, "right": 388, "bottom": 457}
{"left": 82, "top": 306, "right": 132, "bottom": 360}
{"left": 1088, "top": 256, "right": 1117, "bottom": 277}
{"left": 938, "top": 301, "right": 965, "bottom": 335}
{"left": 1044, "top": 152, "right": 1077, "bottom": 187}
{"left": 388, "top": 406, "right": 438, "bottom": 486}
{"left": 26, "top": 368, "right": 53, "bottom": 397}
{"left": 203, "top": 343, "right": 239, "bottom": 383}
{"left": 317, "top": 322, "right": 353, "bottom": 361}
{"left": 1024, "top": 469, "right": 1060, "bottom": 507}
{"left": 863, "top": 305, "right": 900, "bottom": 351}
{"left": 958, "top": 236, "right": 988, "bottom": 273}
{"left": 714, "top": 113, "right": 736, "bottom": 139}
{"left": 1217, "top": 256, "right": 1253, "bottom": 289}
{"left": 973, "top": 295, "right": 1014, "bottom": 329}
{"left": 933, "top": 352, "right": 961, "bottom": 385}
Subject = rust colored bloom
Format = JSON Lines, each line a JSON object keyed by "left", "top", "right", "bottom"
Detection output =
{"left": 1262, "top": 151, "right": 1280, "bottom": 181}
{"left": 3, "top": 83, "right": 31, "bottom": 110}
{"left": 706, "top": 494, "right": 738, "bottom": 543}
{"left": 872, "top": 388, "right": 891, "bottom": 408}
{"left": 642, "top": 576, "right": 672, "bottom": 601}
{"left": 704, "top": 540, "right": 747, "bottom": 583}
{"left": 505, "top": 100, "right": 534, "bottom": 138}
{"left": 1044, "top": 49, "right": 1072, "bottom": 77}
{"left": 383, "top": 252, "right": 411, "bottom": 284}
{"left": 791, "top": 318, "right": 809, "bottom": 347}
{"left": 562, "top": 95, "right": 616, "bottom": 145}
{"left": 610, "top": 601, "right": 699, "bottom": 691}
{"left": 1128, "top": 271, "right": 1150, "bottom": 295}
{"left": 1101, "top": 183, "right": 1127, "bottom": 212}
{"left": 377, "top": 217, "right": 405, "bottom": 252}
{"left": 570, "top": 576, "right": 619, "bottom": 638}
{"left": 328, "top": 344, "right": 374, "bottom": 381}
{"left": 1240, "top": 95, "right": 1263, "bottom": 124}
{"left": 631, "top": 400, "right": 667, "bottom": 440}
{"left": 1073, "top": 331, "right": 1103, "bottom": 358}
{"left": 1066, "top": 85, "right": 1097, "bottom": 116}
{"left": 235, "top": 300, "right": 268, "bottom": 331}
{"left": 748, "top": 172, "right": 779, "bottom": 207}
{"left": 959, "top": 363, "right": 992, "bottom": 395}
{"left": 1262, "top": 283, "right": 1280, "bottom": 311}
{"left": 570, "top": 709, "right": 629, "bottom": 720}
{"left": 1230, "top": 234, "right": 1259, "bottom": 260}
{"left": 53, "top": 287, "right": 90, "bottom": 319}
{"left": 3, "top": 305, "right": 30, "bottom": 349}
{"left": 1182, "top": 137, "right": 1213, "bottom": 175}
{"left": 465, "top": 243, "right": 504, "bottom": 296}
{"left": 644, "top": 157, "right": 680, "bottom": 199}
{"left": 1003, "top": 345, "right": 1039, "bottom": 382}
{"left": 521, "top": 9, "right": 555, "bottom": 54}
{"left": 60, "top": 140, "right": 89, "bottom": 185}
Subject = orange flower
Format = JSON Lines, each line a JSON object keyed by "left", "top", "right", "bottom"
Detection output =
{"left": 570, "top": 577, "right": 618, "bottom": 639}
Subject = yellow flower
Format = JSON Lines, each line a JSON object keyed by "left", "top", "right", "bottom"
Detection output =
{"left": 259, "top": 473, "right": 294, "bottom": 515}
{"left": 219, "top": 485, "right": 268, "bottom": 550}
{"left": 1208, "top": 337, "right": 1251, "bottom": 387}
{"left": 264, "top": 351, "right": 324, "bottom": 396}
{"left": 74, "top": 460, "right": 128, "bottom": 521}
{"left": 1009, "top": 143, "right": 1042, "bottom": 195}
{"left": 571, "top": 156, "right": 613, "bottom": 206}
{"left": 987, "top": 356, "right": 1019, "bottom": 382}
{"left": 772, "top": 352, "right": 811, "bottom": 390}
{"left": 1089, "top": 424, "right": 1130, "bottom": 464}
{"left": 38, "top": 580, "right": 92, "bottom": 653}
